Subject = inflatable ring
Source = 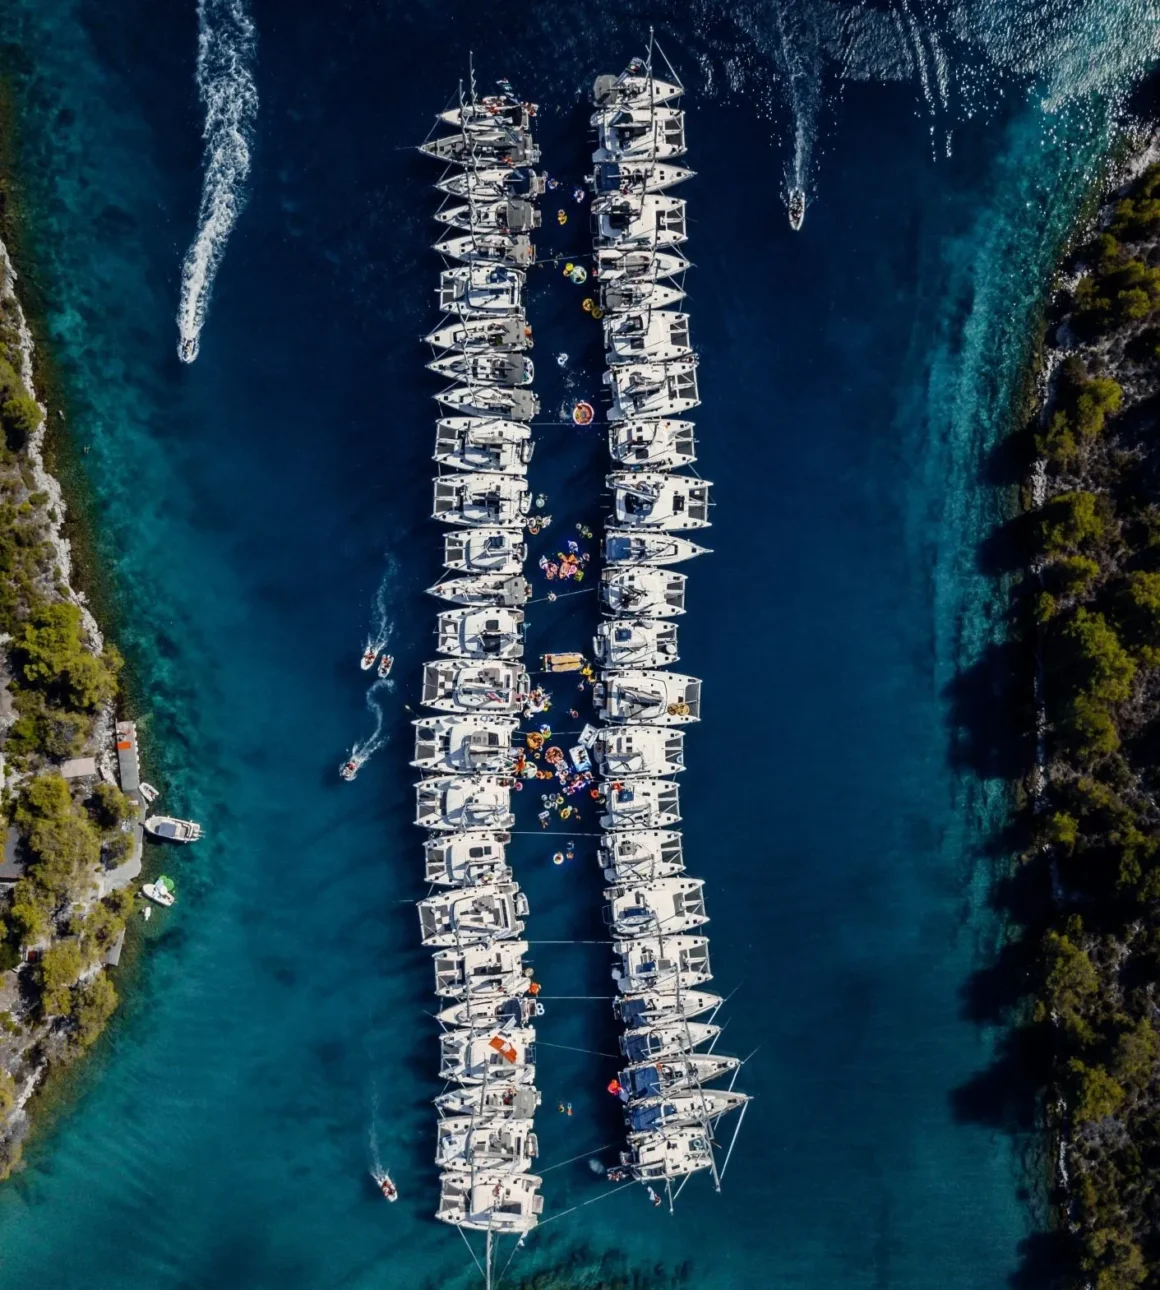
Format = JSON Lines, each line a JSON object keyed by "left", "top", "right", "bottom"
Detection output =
{"left": 591, "top": 307, "right": 605, "bottom": 320}
{"left": 572, "top": 401, "right": 595, "bottom": 426}
{"left": 552, "top": 852, "right": 565, "bottom": 866}
{"left": 581, "top": 297, "right": 594, "bottom": 313}
{"left": 569, "top": 266, "right": 588, "bottom": 284}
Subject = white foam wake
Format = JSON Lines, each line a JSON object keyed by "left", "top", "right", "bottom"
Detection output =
{"left": 176, "top": 0, "right": 258, "bottom": 364}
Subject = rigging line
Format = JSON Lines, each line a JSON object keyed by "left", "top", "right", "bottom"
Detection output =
{"left": 525, "top": 939, "right": 610, "bottom": 945}
{"left": 717, "top": 1099, "right": 749, "bottom": 1184}
{"left": 540, "top": 1142, "right": 618, "bottom": 1173}
{"left": 529, "top": 587, "right": 597, "bottom": 603}
{"left": 535, "top": 1180, "right": 637, "bottom": 1229}
{"left": 538, "top": 994, "right": 616, "bottom": 999}
{"left": 456, "top": 1222, "right": 487, "bottom": 1284}
{"left": 535, "top": 1040, "right": 620, "bottom": 1058}
{"left": 505, "top": 830, "right": 602, "bottom": 837}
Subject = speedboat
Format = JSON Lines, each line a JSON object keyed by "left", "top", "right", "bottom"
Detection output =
{"left": 432, "top": 940, "right": 531, "bottom": 1000}
{"left": 435, "top": 383, "right": 538, "bottom": 421}
{"left": 143, "top": 816, "right": 203, "bottom": 843}
{"left": 626, "top": 1090, "right": 748, "bottom": 1135}
{"left": 620, "top": 1127, "right": 713, "bottom": 1182}
{"left": 605, "top": 361, "right": 700, "bottom": 419}
{"left": 593, "top": 61, "right": 684, "bottom": 110}
{"left": 436, "top": 607, "right": 526, "bottom": 659}
{"left": 360, "top": 644, "right": 379, "bottom": 670}
{"left": 371, "top": 1169, "right": 398, "bottom": 1203}
{"left": 427, "top": 353, "right": 534, "bottom": 387}
{"left": 601, "top": 566, "right": 687, "bottom": 617}
{"left": 435, "top": 1171, "right": 544, "bottom": 1233}
{"left": 605, "top": 877, "right": 708, "bottom": 939}
{"left": 418, "top": 882, "right": 529, "bottom": 946}
{"left": 414, "top": 775, "right": 514, "bottom": 832}
{"left": 424, "top": 315, "right": 532, "bottom": 354}
{"left": 339, "top": 757, "right": 360, "bottom": 782}
{"left": 432, "top": 474, "right": 531, "bottom": 526}
{"left": 438, "top": 264, "right": 524, "bottom": 317}
{"left": 590, "top": 159, "right": 695, "bottom": 196}
{"left": 439, "top": 1026, "right": 537, "bottom": 1085}
{"left": 377, "top": 654, "right": 394, "bottom": 679}
{"left": 599, "top": 829, "right": 685, "bottom": 883}
{"left": 593, "top": 106, "right": 687, "bottom": 162}
{"left": 434, "top": 419, "right": 533, "bottom": 475}
{"left": 593, "top": 619, "right": 679, "bottom": 668}
{"left": 620, "top": 1019, "right": 720, "bottom": 1063}
{"left": 602, "top": 530, "right": 711, "bottom": 567}
{"left": 594, "top": 669, "right": 702, "bottom": 725}
{"left": 593, "top": 724, "right": 685, "bottom": 778}
{"left": 412, "top": 715, "right": 518, "bottom": 773}
{"left": 435, "top": 1083, "right": 540, "bottom": 1121}
{"left": 612, "top": 935, "right": 713, "bottom": 993}
{"left": 142, "top": 876, "right": 176, "bottom": 907}
{"left": 423, "top": 831, "right": 511, "bottom": 887}
{"left": 598, "top": 776, "right": 681, "bottom": 830}
{"left": 434, "top": 198, "right": 540, "bottom": 234}
{"left": 433, "top": 232, "right": 534, "bottom": 268}
{"left": 788, "top": 187, "right": 806, "bottom": 231}
{"left": 441, "top": 526, "right": 527, "bottom": 573}
{"left": 594, "top": 247, "right": 690, "bottom": 283}
{"left": 592, "top": 194, "right": 687, "bottom": 248}
{"left": 605, "top": 314, "right": 692, "bottom": 366}
{"left": 436, "top": 1117, "right": 539, "bottom": 1174}
{"left": 420, "top": 660, "right": 530, "bottom": 713}
{"left": 426, "top": 573, "right": 531, "bottom": 608}
{"left": 609, "top": 420, "right": 696, "bottom": 470}
{"left": 618, "top": 1052, "right": 740, "bottom": 1097}
{"left": 609, "top": 472, "right": 711, "bottom": 530}
{"left": 615, "top": 988, "right": 722, "bottom": 1029}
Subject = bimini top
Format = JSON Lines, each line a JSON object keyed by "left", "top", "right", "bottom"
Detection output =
{"left": 432, "top": 473, "right": 532, "bottom": 527}
{"left": 605, "top": 314, "right": 693, "bottom": 367}
{"left": 593, "top": 194, "right": 687, "bottom": 249}
{"left": 435, "top": 419, "right": 534, "bottom": 476}
{"left": 612, "top": 934, "right": 713, "bottom": 993}
{"left": 432, "top": 939, "right": 531, "bottom": 999}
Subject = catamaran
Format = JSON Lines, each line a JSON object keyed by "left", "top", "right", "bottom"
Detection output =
{"left": 612, "top": 934, "right": 713, "bottom": 993}
{"left": 421, "top": 659, "right": 529, "bottom": 714}
{"left": 592, "top": 193, "right": 688, "bottom": 248}
{"left": 423, "top": 831, "right": 511, "bottom": 887}
{"left": 605, "top": 876, "right": 709, "bottom": 938}
{"left": 599, "top": 829, "right": 686, "bottom": 883}
{"left": 608, "top": 471, "right": 711, "bottom": 530}
{"left": 435, "top": 1171, "right": 544, "bottom": 1233}
{"left": 605, "top": 361, "right": 700, "bottom": 420}
{"left": 433, "top": 231, "right": 535, "bottom": 268}
{"left": 593, "top": 106, "right": 687, "bottom": 162}
{"left": 436, "top": 1117, "right": 539, "bottom": 1174}
{"left": 432, "top": 940, "right": 532, "bottom": 1000}
{"left": 438, "top": 264, "right": 524, "bottom": 318}
{"left": 593, "top": 724, "right": 686, "bottom": 778}
{"left": 434, "top": 419, "right": 534, "bottom": 475}
{"left": 594, "top": 669, "right": 702, "bottom": 725}
{"left": 418, "top": 882, "right": 529, "bottom": 946}
{"left": 598, "top": 776, "right": 682, "bottom": 830}
{"left": 432, "top": 474, "right": 532, "bottom": 526}
{"left": 412, "top": 715, "right": 519, "bottom": 773}
{"left": 593, "top": 618, "right": 680, "bottom": 668}
{"left": 414, "top": 774, "right": 515, "bottom": 832}
{"left": 436, "top": 606, "right": 526, "bottom": 659}
{"left": 435, "top": 383, "right": 539, "bottom": 421}
{"left": 601, "top": 565, "right": 687, "bottom": 617}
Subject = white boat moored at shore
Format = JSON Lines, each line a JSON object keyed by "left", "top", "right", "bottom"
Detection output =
{"left": 144, "top": 816, "right": 202, "bottom": 843}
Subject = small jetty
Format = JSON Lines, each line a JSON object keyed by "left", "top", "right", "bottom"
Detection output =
{"left": 418, "top": 66, "right": 545, "bottom": 1268}
{"left": 590, "top": 40, "right": 748, "bottom": 1206}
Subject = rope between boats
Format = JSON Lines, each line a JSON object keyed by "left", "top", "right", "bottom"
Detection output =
{"left": 534, "top": 1041, "right": 619, "bottom": 1058}
{"left": 540, "top": 1142, "right": 618, "bottom": 1173}
{"left": 536, "top": 1181, "right": 637, "bottom": 1228}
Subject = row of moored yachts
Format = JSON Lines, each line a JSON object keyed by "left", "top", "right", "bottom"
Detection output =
{"left": 588, "top": 54, "right": 749, "bottom": 1196}
{"left": 417, "top": 81, "right": 545, "bottom": 1239}
{"left": 410, "top": 50, "right": 746, "bottom": 1239}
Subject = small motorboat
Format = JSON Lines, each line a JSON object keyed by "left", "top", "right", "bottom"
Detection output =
{"left": 178, "top": 335, "right": 197, "bottom": 364}
{"left": 372, "top": 1169, "right": 398, "bottom": 1203}
{"left": 788, "top": 188, "right": 805, "bottom": 232}
{"left": 143, "top": 816, "right": 203, "bottom": 843}
{"left": 138, "top": 781, "right": 160, "bottom": 805}
{"left": 361, "top": 644, "right": 379, "bottom": 671}
{"left": 142, "top": 876, "right": 176, "bottom": 908}
{"left": 378, "top": 654, "right": 394, "bottom": 680}
{"left": 340, "top": 758, "right": 360, "bottom": 782}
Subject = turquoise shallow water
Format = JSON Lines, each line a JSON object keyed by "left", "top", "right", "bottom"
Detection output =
{"left": 0, "top": 2, "right": 1154, "bottom": 1287}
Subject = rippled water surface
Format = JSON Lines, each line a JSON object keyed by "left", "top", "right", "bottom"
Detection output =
{"left": 0, "top": 1, "right": 1155, "bottom": 1286}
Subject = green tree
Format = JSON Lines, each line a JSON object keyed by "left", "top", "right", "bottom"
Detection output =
{"left": 1113, "top": 1018, "right": 1160, "bottom": 1091}
{"left": 1117, "top": 570, "right": 1160, "bottom": 664}
{"left": 0, "top": 1068, "right": 15, "bottom": 1116}
{"left": 12, "top": 600, "right": 119, "bottom": 712}
{"left": 72, "top": 972, "right": 117, "bottom": 1048}
{"left": 1038, "top": 492, "right": 1109, "bottom": 554}
{"left": 1069, "top": 1058, "right": 1125, "bottom": 1122}
{"left": 87, "top": 783, "right": 134, "bottom": 832}
{"left": 1060, "top": 609, "right": 1135, "bottom": 706}
{"left": 1043, "top": 930, "right": 1099, "bottom": 1043}
{"left": 0, "top": 391, "right": 42, "bottom": 447}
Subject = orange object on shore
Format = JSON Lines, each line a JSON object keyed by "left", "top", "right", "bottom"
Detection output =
{"left": 116, "top": 740, "right": 132, "bottom": 751}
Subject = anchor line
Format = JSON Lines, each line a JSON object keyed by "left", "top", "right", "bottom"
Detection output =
{"left": 540, "top": 1141, "right": 618, "bottom": 1173}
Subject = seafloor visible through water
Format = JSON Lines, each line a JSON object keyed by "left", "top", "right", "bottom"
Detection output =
{"left": 0, "top": 1, "right": 1155, "bottom": 1287}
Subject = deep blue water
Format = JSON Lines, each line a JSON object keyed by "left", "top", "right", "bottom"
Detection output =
{"left": 0, "top": 2, "right": 1153, "bottom": 1287}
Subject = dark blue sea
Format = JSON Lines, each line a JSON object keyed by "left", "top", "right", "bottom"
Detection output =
{"left": 0, "top": 2, "right": 1153, "bottom": 1287}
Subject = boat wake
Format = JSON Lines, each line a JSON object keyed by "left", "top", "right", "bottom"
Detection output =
{"left": 343, "top": 558, "right": 399, "bottom": 776}
{"left": 176, "top": 0, "right": 258, "bottom": 364}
